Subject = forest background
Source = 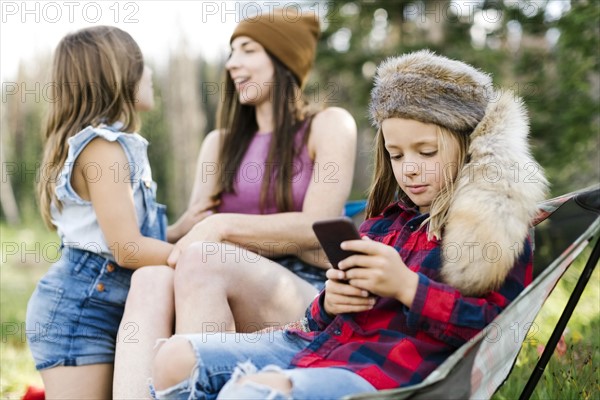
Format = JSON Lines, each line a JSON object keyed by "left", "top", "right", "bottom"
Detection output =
{"left": 2, "top": 0, "right": 598, "bottom": 223}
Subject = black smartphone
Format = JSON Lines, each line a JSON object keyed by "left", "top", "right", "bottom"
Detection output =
{"left": 312, "top": 217, "right": 362, "bottom": 269}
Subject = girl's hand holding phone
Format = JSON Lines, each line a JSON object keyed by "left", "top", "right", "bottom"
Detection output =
{"left": 323, "top": 267, "right": 375, "bottom": 316}
{"left": 313, "top": 217, "right": 418, "bottom": 312}
{"left": 337, "top": 237, "right": 419, "bottom": 308}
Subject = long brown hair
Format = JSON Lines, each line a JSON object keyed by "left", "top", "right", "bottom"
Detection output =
{"left": 38, "top": 26, "right": 144, "bottom": 229}
{"left": 366, "top": 125, "right": 470, "bottom": 239}
{"left": 215, "top": 53, "right": 311, "bottom": 212}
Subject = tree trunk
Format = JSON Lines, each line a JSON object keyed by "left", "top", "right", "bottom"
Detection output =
{"left": 165, "top": 41, "right": 206, "bottom": 215}
{"left": 0, "top": 132, "right": 21, "bottom": 225}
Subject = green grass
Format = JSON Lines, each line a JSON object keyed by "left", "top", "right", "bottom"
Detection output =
{"left": 1, "top": 222, "right": 598, "bottom": 399}
{"left": 1, "top": 223, "right": 57, "bottom": 399}
{"left": 493, "top": 249, "right": 600, "bottom": 400}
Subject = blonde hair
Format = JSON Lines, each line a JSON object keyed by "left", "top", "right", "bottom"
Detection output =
{"left": 38, "top": 26, "right": 144, "bottom": 229}
{"left": 366, "top": 124, "right": 470, "bottom": 240}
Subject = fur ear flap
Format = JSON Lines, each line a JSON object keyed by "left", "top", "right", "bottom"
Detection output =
{"left": 440, "top": 90, "right": 548, "bottom": 296}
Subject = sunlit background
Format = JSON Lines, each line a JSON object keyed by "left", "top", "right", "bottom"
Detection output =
{"left": 1, "top": 1, "right": 599, "bottom": 397}
{"left": 0, "top": 0, "right": 573, "bottom": 81}
{"left": 1, "top": 1, "right": 239, "bottom": 81}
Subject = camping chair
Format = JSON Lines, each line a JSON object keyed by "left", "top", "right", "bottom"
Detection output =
{"left": 344, "top": 200, "right": 368, "bottom": 226}
{"left": 345, "top": 186, "right": 600, "bottom": 400}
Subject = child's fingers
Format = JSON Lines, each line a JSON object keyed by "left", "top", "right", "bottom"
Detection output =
{"left": 340, "top": 239, "right": 383, "bottom": 255}
{"left": 344, "top": 266, "right": 378, "bottom": 282}
{"left": 327, "top": 289, "right": 374, "bottom": 304}
{"left": 325, "top": 268, "right": 346, "bottom": 281}
{"left": 331, "top": 298, "right": 375, "bottom": 313}
{"left": 346, "top": 277, "right": 371, "bottom": 292}
{"left": 340, "top": 268, "right": 378, "bottom": 292}
{"left": 326, "top": 290, "right": 375, "bottom": 311}
{"left": 337, "top": 254, "right": 375, "bottom": 271}
{"left": 327, "top": 299, "right": 375, "bottom": 315}
{"left": 325, "top": 278, "right": 370, "bottom": 298}
{"left": 343, "top": 305, "right": 375, "bottom": 313}
{"left": 167, "top": 248, "right": 180, "bottom": 267}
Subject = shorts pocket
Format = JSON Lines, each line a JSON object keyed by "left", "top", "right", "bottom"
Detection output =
{"left": 26, "top": 281, "right": 65, "bottom": 340}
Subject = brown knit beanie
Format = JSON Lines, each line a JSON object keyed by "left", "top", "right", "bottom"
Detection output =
{"left": 369, "top": 50, "right": 493, "bottom": 135}
{"left": 230, "top": 8, "right": 320, "bottom": 88}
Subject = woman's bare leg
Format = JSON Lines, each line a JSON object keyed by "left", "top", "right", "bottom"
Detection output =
{"left": 174, "top": 242, "right": 317, "bottom": 334}
{"left": 41, "top": 364, "right": 112, "bottom": 399}
{"left": 113, "top": 266, "right": 175, "bottom": 399}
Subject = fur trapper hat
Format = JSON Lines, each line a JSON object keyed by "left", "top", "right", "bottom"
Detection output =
{"left": 370, "top": 50, "right": 492, "bottom": 135}
{"left": 370, "top": 50, "right": 548, "bottom": 296}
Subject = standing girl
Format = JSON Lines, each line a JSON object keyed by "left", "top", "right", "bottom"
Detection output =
{"left": 26, "top": 26, "right": 204, "bottom": 399}
{"left": 113, "top": 8, "right": 357, "bottom": 398}
{"left": 151, "top": 50, "right": 548, "bottom": 399}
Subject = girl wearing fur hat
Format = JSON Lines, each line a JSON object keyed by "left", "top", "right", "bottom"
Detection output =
{"left": 113, "top": 8, "right": 357, "bottom": 399}
{"left": 150, "top": 50, "right": 547, "bottom": 399}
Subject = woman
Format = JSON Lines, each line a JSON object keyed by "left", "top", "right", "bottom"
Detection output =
{"left": 113, "top": 8, "right": 357, "bottom": 399}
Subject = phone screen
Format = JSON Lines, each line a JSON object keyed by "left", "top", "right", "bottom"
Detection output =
{"left": 312, "top": 217, "right": 362, "bottom": 269}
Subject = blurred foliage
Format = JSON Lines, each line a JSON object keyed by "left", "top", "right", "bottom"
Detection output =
{"left": 311, "top": 0, "right": 599, "bottom": 197}
{"left": 1, "top": 0, "right": 598, "bottom": 224}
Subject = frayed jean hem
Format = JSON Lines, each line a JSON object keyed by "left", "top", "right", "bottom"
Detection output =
{"left": 217, "top": 361, "right": 290, "bottom": 400}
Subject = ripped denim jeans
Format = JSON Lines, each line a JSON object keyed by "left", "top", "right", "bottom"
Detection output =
{"left": 153, "top": 330, "right": 376, "bottom": 400}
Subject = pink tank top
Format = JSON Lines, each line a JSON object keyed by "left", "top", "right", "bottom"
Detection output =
{"left": 218, "top": 124, "right": 313, "bottom": 214}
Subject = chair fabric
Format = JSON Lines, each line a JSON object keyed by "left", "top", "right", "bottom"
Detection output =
{"left": 344, "top": 200, "right": 368, "bottom": 218}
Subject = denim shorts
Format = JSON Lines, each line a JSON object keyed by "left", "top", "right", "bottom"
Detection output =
{"left": 154, "top": 330, "right": 376, "bottom": 400}
{"left": 26, "top": 247, "right": 133, "bottom": 370}
{"left": 274, "top": 257, "right": 327, "bottom": 292}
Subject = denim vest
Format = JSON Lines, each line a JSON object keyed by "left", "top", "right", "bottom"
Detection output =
{"left": 51, "top": 123, "right": 167, "bottom": 257}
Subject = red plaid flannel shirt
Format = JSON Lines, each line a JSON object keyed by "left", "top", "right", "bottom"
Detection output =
{"left": 289, "top": 202, "right": 533, "bottom": 390}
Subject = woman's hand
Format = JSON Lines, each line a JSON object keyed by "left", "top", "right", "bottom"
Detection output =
{"left": 337, "top": 237, "right": 419, "bottom": 307}
{"left": 167, "top": 214, "right": 228, "bottom": 267}
{"left": 167, "top": 200, "right": 220, "bottom": 243}
{"left": 323, "top": 268, "right": 376, "bottom": 316}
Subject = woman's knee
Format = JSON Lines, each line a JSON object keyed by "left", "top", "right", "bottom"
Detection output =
{"left": 174, "top": 242, "right": 230, "bottom": 291}
{"left": 130, "top": 266, "right": 174, "bottom": 290}
{"left": 126, "top": 266, "right": 174, "bottom": 311}
{"left": 152, "top": 336, "right": 197, "bottom": 392}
